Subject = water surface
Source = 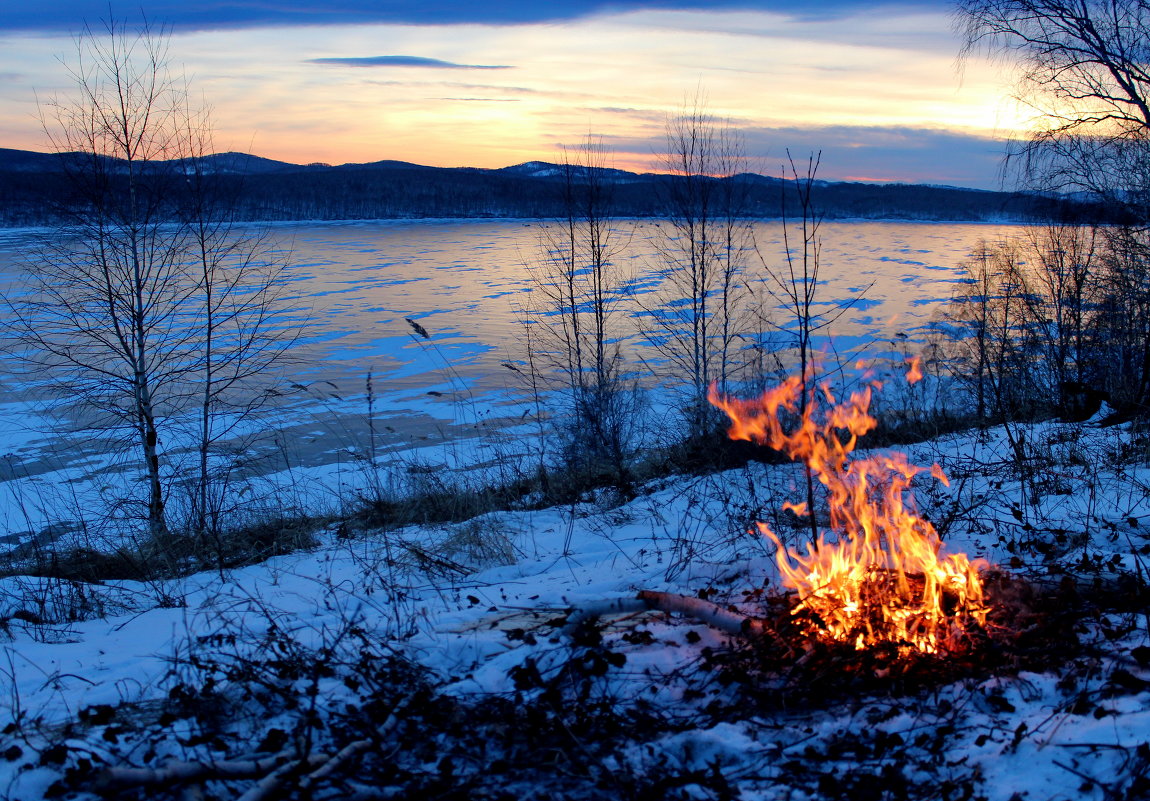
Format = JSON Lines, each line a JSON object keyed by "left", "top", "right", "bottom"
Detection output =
{"left": 0, "top": 218, "right": 1030, "bottom": 539}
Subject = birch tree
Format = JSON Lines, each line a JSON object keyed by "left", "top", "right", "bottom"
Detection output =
{"left": 528, "top": 138, "right": 635, "bottom": 482}
{"left": 646, "top": 100, "right": 756, "bottom": 441}
{"left": 7, "top": 20, "right": 294, "bottom": 544}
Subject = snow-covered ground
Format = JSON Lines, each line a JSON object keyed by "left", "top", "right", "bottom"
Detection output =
{"left": 2, "top": 408, "right": 1149, "bottom": 800}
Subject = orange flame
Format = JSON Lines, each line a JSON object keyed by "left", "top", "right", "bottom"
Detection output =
{"left": 708, "top": 371, "right": 986, "bottom": 654}
{"left": 905, "top": 356, "right": 923, "bottom": 385}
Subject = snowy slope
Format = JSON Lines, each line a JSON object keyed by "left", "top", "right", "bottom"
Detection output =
{"left": 1, "top": 416, "right": 1149, "bottom": 799}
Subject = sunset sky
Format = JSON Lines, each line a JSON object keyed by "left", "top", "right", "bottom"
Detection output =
{"left": 0, "top": 1, "right": 1026, "bottom": 188}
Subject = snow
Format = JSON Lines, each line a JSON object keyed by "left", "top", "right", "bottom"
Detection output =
{"left": 1, "top": 219, "right": 1146, "bottom": 797}
{"left": 0, "top": 411, "right": 1148, "bottom": 798}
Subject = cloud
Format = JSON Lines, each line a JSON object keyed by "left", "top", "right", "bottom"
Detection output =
{"left": 5, "top": 1, "right": 945, "bottom": 33}
{"left": 594, "top": 106, "right": 667, "bottom": 121}
{"left": 308, "top": 55, "right": 511, "bottom": 69}
{"left": 602, "top": 124, "right": 1013, "bottom": 190}
{"left": 437, "top": 82, "right": 541, "bottom": 93}
{"left": 360, "top": 80, "right": 542, "bottom": 94}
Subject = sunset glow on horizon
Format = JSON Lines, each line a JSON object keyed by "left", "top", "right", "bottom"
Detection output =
{"left": 0, "top": 2, "right": 1027, "bottom": 188}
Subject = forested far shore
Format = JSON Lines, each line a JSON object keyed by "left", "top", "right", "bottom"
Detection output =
{"left": 0, "top": 147, "right": 1075, "bottom": 226}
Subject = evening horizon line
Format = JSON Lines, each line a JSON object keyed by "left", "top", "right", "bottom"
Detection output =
{"left": 0, "top": 145, "right": 1000, "bottom": 192}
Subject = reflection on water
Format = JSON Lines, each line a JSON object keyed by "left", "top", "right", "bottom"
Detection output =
{"left": 220, "top": 218, "right": 1028, "bottom": 396}
{"left": 0, "top": 218, "right": 1029, "bottom": 492}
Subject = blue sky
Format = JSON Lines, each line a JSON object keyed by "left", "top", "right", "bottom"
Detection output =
{"left": 0, "top": 1, "right": 1020, "bottom": 188}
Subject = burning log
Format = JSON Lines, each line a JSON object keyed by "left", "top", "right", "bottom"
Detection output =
{"left": 565, "top": 365, "right": 992, "bottom": 656}
{"left": 707, "top": 362, "right": 990, "bottom": 654}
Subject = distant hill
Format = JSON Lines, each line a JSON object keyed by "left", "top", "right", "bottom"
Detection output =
{"left": 190, "top": 152, "right": 304, "bottom": 174}
{"left": 0, "top": 147, "right": 1068, "bottom": 226}
{"left": 0, "top": 148, "right": 70, "bottom": 172}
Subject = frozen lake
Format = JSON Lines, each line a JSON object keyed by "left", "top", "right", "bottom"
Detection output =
{"left": 268, "top": 218, "right": 1026, "bottom": 390}
{"left": 0, "top": 218, "right": 1029, "bottom": 542}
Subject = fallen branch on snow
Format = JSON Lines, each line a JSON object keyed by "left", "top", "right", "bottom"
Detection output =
{"left": 92, "top": 697, "right": 411, "bottom": 798}
{"left": 564, "top": 590, "right": 766, "bottom": 638}
{"left": 93, "top": 751, "right": 299, "bottom": 790}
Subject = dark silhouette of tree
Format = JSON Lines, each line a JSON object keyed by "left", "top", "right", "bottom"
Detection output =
{"left": 5, "top": 20, "right": 295, "bottom": 543}
{"left": 645, "top": 99, "right": 756, "bottom": 440}
{"left": 956, "top": 0, "right": 1150, "bottom": 418}
{"left": 958, "top": 0, "right": 1150, "bottom": 207}
{"left": 526, "top": 138, "right": 636, "bottom": 484}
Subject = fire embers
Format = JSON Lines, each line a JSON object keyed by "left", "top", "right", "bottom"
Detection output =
{"left": 709, "top": 364, "right": 989, "bottom": 654}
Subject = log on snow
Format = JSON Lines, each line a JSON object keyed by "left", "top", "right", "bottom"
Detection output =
{"left": 564, "top": 590, "right": 766, "bottom": 638}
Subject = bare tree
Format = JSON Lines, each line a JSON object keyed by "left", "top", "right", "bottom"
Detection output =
{"left": 1089, "top": 226, "right": 1150, "bottom": 407}
{"left": 646, "top": 99, "right": 756, "bottom": 441}
{"left": 754, "top": 152, "right": 870, "bottom": 544}
{"left": 8, "top": 22, "right": 194, "bottom": 538}
{"left": 957, "top": 0, "right": 1150, "bottom": 202}
{"left": 177, "top": 113, "right": 297, "bottom": 545}
{"left": 764, "top": 154, "right": 831, "bottom": 391}
{"left": 945, "top": 241, "right": 1037, "bottom": 421}
{"left": 1018, "top": 223, "right": 1099, "bottom": 392}
{"left": 940, "top": 244, "right": 999, "bottom": 420}
{"left": 956, "top": 0, "right": 1150, "bottom": 414}
{"left": 526, "top": 137, "right": 635, "bottom": 483}
{"left": 935, "top": 225, "right": 1103, "bottom": 424}
{"left": 6, "top": 20, "right": 295, "bottom": 544}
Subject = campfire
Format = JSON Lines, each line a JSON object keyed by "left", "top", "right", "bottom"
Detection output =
{"left": 708, "top": 362, "right": 989, "bottom": 655}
